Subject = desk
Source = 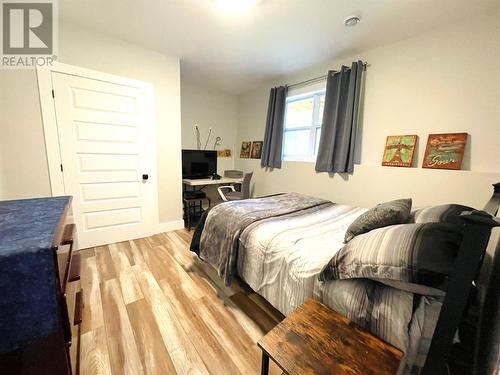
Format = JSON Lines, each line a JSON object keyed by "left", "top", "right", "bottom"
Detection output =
{"left": 182, "top": 177, "right": 244, "bottom": 187}
{"left": 182, "top": 177, "right": 243, "bottom": 193}
{"left": 182, "top": 177, "right": 243, "bottom": 230}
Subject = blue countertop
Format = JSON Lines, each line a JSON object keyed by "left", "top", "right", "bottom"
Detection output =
{"left": 0, "top": 196, "right": 71, "bottom": 354}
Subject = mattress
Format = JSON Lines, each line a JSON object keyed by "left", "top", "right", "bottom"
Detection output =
{"left": 237, "top": 203, "right": 366, "bottom": 315}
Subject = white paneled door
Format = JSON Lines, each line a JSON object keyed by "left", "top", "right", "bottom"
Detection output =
{"left": 51, "top": 71, "right": 158, "bottom": 249}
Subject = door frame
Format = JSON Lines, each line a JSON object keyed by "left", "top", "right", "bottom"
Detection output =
{"left": 36, "top": 62, "right": 160, "bottom": 234}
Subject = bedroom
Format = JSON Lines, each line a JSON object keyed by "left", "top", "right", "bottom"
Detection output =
{"left": 0, "top": 0, "right": 499, "bottom": 374}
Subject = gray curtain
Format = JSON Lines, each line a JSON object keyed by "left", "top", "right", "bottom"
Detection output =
{"left": 261, "top": 85, "right": 288, "bottom": 168}
{"left": 315, "top": 61, "right": 364, "bottom": 173}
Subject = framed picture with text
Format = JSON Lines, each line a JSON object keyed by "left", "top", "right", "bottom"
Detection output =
{"left": 422, "top": 133, "right": 468, "bottom": 170}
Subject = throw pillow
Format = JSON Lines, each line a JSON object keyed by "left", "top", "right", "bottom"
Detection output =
{"left": 344, "top": 198, "right": 412, "bottom": 242}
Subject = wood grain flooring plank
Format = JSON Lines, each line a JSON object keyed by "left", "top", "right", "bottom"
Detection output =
{"left": 154, "top": 245, "right": 205, "bottom": 301}
{"left": 248, "top": 292, "right": 285, "bottom": 324}
{"left": 142, "top": 241, "right": 204, "bottom": 304}
{"left": 173, "top": 229, "right": 193, "bottom": 245}
{"left": 161, "top": 232, "right": 243, "bottom": 297}
{"left": 132, "top": 263, "right": 210, "bottom": 375}
{"left": 127, "top": 240, "right": 145, "bottom": 265}
{"left": 80, "top": 326, "right": 113, "bottom": 375}
{"left": 230, "top": 292, "right": 279, "bottom": 334}
{"left": 197, "top": 296, "right": 284, "bottom": 375}
{"left": 79, "top": 247, "right": 96, "bottom": 259}
{"left": 81, "top": 256, "right": 104, "bottom": 334}
{"left": 100, "top": 279, "right": 144, "bottom": 375}
{"left": 165, "top": 231, "right": 238, "bottom": 297}
{"left": 144, "top": 233, "right": 165, "bottom": 248}
{"left": 169, "top": 348, "right": 208, "bottom": 375}
{"left": 141, "top": 243, "right": 175, "bottom": 281}
{"left": 126, "top": 299, "right": 177, "bottom": 375}
{"left": 108, "top": 243, "right": 131, "bottom": 274}
{"left": 107, "top": 242, "right": 144, "bottom": 305}
{"left": 132, "top": 237, "right": 151, "bottom": 251}
{"left": 159, "top": 280, "right": 243, "bottom": 375}
{"left": 81, "top": 230, "right": 287, "bottom": 375}
{"left": 119, "top": 266, "right": 143, "bottom": 305}
{"left": 195, "top": 295, "right": 260, "bottom": 373}
{"left": 96, "top": 245, "right": 117, "bottom": 282}
{"left": 115, "top": 241, "right": 136, "bottom": 266}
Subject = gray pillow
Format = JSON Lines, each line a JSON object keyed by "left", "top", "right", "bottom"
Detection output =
{"left": 320, "top": 222, "right": 463, "bottom": 290}
{"left": 344, "top": 198, "right": 412, "bottom": 242}
{"left": 410, "top": 204, "right": 475, "bottom": 225}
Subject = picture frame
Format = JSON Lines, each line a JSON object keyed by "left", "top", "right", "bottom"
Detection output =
{"left": 381, "top": 135, "right": 418, "bottom": 167}
{"left": 422, "top": 133, "right": 468, "bottom": 170}
{"left": 217, "top": 149, "right": 232, "bottom": 158}
{"left": 240, "top": 141, "right": 251, "bottom": 158}
{"left": 250, "top": 141, "right": 263, "bottom": 159}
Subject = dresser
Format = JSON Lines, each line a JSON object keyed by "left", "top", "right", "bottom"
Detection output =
{"left": 0, "top": 196, "right": 82, "bottom": 375}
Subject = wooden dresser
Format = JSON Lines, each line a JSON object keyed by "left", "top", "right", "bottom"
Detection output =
{"left": 0, "top": 196, "right": 83, "bottom": 375}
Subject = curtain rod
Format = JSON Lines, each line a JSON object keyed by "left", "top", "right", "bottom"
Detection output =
{"left": 288, "top": 62, "right": 368, "bottom": 89}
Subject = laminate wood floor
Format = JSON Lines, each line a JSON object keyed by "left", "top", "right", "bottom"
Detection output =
{"left": 77, "top": 230, "right": 285, "bottom": 375}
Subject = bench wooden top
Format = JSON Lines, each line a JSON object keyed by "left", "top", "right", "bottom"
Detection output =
{"left": 257, "top": 299, "right": 403, "bottom": 375}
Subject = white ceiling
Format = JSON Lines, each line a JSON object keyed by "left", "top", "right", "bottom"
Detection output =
{"left": 60, "top": 0, "right": 498, "bottom": 93}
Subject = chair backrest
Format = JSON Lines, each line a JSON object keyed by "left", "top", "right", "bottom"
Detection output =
{"left": 241, "top": 172, "right": 253, "bottom": 199}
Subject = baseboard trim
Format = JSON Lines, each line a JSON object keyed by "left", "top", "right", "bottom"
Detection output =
{"left": 155, "top": 220, "right": 185, "bottom": 234}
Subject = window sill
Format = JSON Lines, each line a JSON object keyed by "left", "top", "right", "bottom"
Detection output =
{"left": 282, "top": 157, "right": 316, "bottom": 163}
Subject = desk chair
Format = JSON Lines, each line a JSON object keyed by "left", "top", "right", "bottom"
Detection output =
{"left": 218, "top": 172, "right": 253, "bottom": 201}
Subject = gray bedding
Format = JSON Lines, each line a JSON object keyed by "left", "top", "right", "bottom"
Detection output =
{"left": 196, "top": 193, "right": 444, "bottom": 374}
{"left": 199, "top": 193, "right": 331, "bottom": 284}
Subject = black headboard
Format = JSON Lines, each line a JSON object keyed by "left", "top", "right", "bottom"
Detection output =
{"left": 422, "top": 183, "right": 500, "bottom": 374}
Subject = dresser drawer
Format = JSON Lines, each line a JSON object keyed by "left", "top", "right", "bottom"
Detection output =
{"left": 65, "top": 279, "right": 83, "bottom": 375}
{"left": 56, "top": 224, "right": 76, "bottom": 293}
{"left": 56, "top": 220, "right": 82, "bottom": 375}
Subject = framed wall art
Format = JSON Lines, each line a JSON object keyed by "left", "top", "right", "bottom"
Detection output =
{"left": 422, "top": 133, "right": 468, "bottom": 170}
{"left": 240, "top": 141, "right": 251, "bottom": 158}
{"left": 251, "top": 141, "right": 263, "bottom": 159}
{"left": 381, "top": 135, "right": 418, "bottom": 167}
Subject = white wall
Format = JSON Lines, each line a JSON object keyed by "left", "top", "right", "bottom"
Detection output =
{"left": 180, "top": 79, "right": 239, "bottom": 202}
{"left": 180, "top": 79, "right": 238, "bottom": 174}
{"left": 0, "top": 123, "right": 10, "bottom": 198}
{"left": 0, "top": 23, "right": 183, "bottom": 225}
{"left": 236, "top": 11, "right": 500, "bottom": 209}
{"left": 0, "top": 70, "right": 52, "bottom": 200}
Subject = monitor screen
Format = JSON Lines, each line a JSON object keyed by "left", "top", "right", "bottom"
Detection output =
{"left": 182, "top": 150, "right": 217, "bottom": 179}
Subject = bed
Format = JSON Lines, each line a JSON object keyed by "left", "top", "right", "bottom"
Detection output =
{"left": 190, "top": 191, "right": 497, "bottom": 374}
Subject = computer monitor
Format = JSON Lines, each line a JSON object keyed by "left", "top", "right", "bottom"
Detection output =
{"left": 181, "top": 149, "right": 217, "bottom": 179}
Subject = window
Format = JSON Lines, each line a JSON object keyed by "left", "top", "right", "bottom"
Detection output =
{"left": 283, "top": 90, "right": 325, "bottom": 161}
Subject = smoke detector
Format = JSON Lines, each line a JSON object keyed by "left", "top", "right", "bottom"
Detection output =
{"left": 344, "top": 15, "right": 360, "bottom": 27}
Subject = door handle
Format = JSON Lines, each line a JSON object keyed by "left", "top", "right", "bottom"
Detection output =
{"left": 142, "top": 174, "right": 149, "bottom": 181}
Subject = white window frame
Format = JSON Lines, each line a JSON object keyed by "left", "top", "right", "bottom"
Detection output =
{"left": 282, "top": 89, "right": 325, "bottom": 162}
